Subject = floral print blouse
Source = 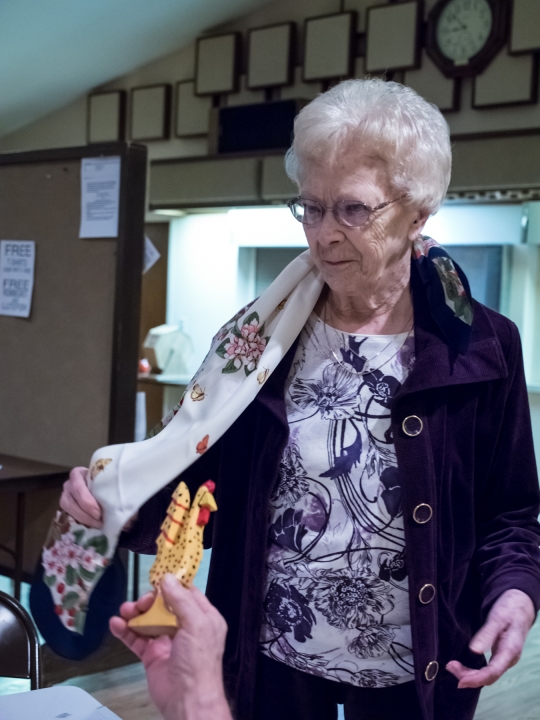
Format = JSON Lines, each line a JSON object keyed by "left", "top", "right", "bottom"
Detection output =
{"left": 259, "top": 313, "right": 416, "bottom": 687}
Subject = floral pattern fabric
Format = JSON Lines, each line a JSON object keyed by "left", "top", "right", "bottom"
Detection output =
{"left": 260, "top": 315, "right": 415, "bottom": 687}
{"left": 42, "top": 511, "right": 110, "bottom": 631}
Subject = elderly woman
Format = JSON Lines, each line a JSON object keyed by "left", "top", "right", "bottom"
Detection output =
{"left": 60, "top": 80, "right": 540, "bottom": 720}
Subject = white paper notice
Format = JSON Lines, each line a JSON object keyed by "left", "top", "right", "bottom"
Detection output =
{"left": 0, "top": 240, "right": 35, "bottom": 318}
{"left": 79, "top": 156, "right": 121, "bottom": 238}
{"left": 143, "top": 235, "right": 161, "bottom": 274}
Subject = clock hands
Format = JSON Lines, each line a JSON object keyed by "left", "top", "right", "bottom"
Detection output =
{"left": 446, "top": 11, "right": 467, "bottom": 32}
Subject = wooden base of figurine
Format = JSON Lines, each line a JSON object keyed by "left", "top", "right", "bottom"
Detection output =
{"left": 128, "top": 591, "right": 179, "bottom": 637}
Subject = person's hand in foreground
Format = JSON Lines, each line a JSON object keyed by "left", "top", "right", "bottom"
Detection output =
{"left": 110, "top": 574, "right": 232, "bottom": 720}
{"left": 447, "top": 588, "right": 535, "bottom": 688}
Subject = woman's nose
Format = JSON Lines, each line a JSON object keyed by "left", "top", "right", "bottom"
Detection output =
{"left": 313, "top": 209, "right": 344, "bottom": 245}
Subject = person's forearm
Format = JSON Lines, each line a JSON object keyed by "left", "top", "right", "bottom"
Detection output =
{"left": 167, "top": 690, "right": 233, "bottom": 720}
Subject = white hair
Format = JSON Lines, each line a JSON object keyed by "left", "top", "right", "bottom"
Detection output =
{"left": 285, "top": 79, "right": 452, "bottom": 215}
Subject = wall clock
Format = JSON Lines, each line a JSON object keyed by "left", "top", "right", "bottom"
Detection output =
{"left": 426, "top": 0, "right": 509, "bottom": 78}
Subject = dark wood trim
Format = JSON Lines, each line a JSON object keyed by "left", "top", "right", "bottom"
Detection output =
{"left": 426, "top": 0, "right": 509, "bottom": 78}
{"left": 108, "top": 144, "right": 147, "bottom": 444}
{"left": 509, "top": 0, "right": 540, "bottom": 55}
{"left": 0, "top": 473, "right": 67, "bottom": 493}
{"left": 472, "top": 51, "right": 539, "bottom": 110}
{"left": 194, "top": 32, "right": 241, "bottom": 96}
{"left": 302, "top": 11, "right": 357, "bottom": 83}
{"left": 0, "top": 142, "right": 136, "bottom": 166}
{"left": 450, "top": 126, "right": 540, "bottom": 142}
{"left": 129, "top": 84, "right": 172, "bottom": 142}
{"left": 365, "top": 0, "right": 423, "bottom": 74}
{"left": 151, "top": 124, "right": 540, "bottom": 156}
{"left": 246, "top": 21, "right": 295, "bottom": 90}
{"left": 150, "top": 200, "right": 278, "bottom": 211}
{"left": 151, "top": 148, "right": 286, "bottom": 167}
{"left": 86, "top": 90, "right": 127, "bottom": 144}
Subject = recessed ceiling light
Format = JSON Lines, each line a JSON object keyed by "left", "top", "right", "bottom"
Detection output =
{"left": 153, "top": 209, "right": 186, "bottom": 216}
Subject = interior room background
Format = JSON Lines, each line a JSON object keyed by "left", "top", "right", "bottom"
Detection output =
{"left": 1, "top": 1, "right": 540, "bottom": 716}
{"left": 1, "top": 0, "right": 539, "bottom": 461}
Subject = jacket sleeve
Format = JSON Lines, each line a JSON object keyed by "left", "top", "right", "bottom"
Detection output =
{"left": 476, "top": 322, "right": 540, "bottom": 619}
{"left": 118, "top": 439, "right": 221, "bottom": 554}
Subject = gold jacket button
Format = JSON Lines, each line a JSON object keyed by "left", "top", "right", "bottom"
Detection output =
{"left": 413, "top": 503, "right": 433, "bottom": 524}
{"left": 419, "top": 583, "right": 436, "bottom": 605}
{"left": 402, "top": 415, "right": 423, "bottom": 437}
{"left": 425, "top": 660, "right": 439, "bottom": 682}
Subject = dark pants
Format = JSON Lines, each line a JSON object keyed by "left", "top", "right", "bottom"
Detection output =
{"left": 254, "top": 654, "right": 423, "bottom": 720}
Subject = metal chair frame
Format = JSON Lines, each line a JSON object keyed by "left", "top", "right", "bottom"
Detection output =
{"left": 0, "top": 590, "right": 42, "bottom": 689}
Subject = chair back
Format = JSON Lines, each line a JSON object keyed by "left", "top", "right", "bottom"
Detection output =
{"left": 0, "top": 590, "right": 42, "bottom": 689}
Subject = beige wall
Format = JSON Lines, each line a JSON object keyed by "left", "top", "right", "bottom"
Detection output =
{"left": 0, "top": 95, "right": 87, "bottom": 153}
{"left": 3, "top": 0, "right": 540, "bottom": 157}
{"left": 0, "top": 43, "right": 207, "bottom": 161}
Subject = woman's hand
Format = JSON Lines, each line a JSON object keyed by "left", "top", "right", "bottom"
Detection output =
{"left": 59, "top": 466, "right": 103, "bottom": 528}
{"left": 446, "top": 588, "right": 535, "bottom": 688}
{"left": 110, "top": 575, "right": 231, "bottom": 720}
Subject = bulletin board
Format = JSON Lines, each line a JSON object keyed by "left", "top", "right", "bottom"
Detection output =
{"left": 0, "top": 142, "right": 147, "bottom": 468}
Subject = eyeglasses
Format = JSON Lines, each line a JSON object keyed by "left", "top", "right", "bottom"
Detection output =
{"left": 288, "top": 196, "right": 403, "bottom": 228}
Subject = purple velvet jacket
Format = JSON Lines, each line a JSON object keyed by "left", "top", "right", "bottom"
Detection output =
{"left": 121, "top": 264, "right": 540, "bottom": 720}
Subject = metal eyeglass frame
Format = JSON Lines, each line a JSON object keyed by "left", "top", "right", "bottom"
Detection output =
{"left": 288, "top": 195, "right": 404, "bottom": 228}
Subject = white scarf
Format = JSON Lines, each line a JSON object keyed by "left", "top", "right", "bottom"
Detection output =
{"left": 43, "top": 250, "right": 324, "bottom": 632}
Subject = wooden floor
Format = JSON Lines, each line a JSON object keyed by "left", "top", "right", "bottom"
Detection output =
{"left": 63, "top": 662, "right": 161, "bottom": 720}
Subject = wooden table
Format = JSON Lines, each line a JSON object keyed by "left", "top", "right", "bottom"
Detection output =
{"left": 0, "top": 454, "right": 69, "bottom": 600}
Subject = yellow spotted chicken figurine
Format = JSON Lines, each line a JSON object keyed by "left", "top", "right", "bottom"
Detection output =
{"left": 128, "top": 480, "right": 217, "bottom": 636}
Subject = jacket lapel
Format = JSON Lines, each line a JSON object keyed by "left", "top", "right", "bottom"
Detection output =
{"left": 400, "top": 262, "right": 508, "bottom": 397}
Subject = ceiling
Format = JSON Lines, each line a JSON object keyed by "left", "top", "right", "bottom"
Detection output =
{"left": 0, "top": 0, "right": 272, "bottom": 138}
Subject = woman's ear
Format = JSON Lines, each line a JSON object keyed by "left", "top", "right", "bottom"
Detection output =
{"left": 408, "top": 211, "right": 429, "bottom": 241}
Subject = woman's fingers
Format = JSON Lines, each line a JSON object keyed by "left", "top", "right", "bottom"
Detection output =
{"left": 59, "top": 467, "right": 103, "bottom": 527}
{"left": 447, "top": 626, "right": 525, "bottom": 688}
{"left": 60, "top": 490, "right": 102, "bottom": 528}
{"left": 469, "top": 614, "right": 505, "bottom": 655}
{"left": 449, "top": 652, "right": 515, "bottom": 689}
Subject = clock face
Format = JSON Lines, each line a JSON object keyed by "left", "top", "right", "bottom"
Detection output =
{"left": 436, "top": 0, "right": 493, "bottom": 65}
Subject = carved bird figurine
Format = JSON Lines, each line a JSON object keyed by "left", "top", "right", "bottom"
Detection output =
{"left": 128, "top": 480, "right": 217, "bottom": 637}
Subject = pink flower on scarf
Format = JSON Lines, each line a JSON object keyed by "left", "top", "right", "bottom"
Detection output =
{"left": 226, "top": 322, "right": 267, "bottom": 363}
{"left": 215, "top": 311, "right": 270, "bottom": 376}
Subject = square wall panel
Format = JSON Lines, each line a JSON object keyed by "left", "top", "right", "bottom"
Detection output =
{"left": 130, "top": 85, "right": 171, "bottom": 141}
{"left": 195, "top": 33, "right": 240, "bottom": 95}
{"left": 510, "top": 0, "right": 540, "bottom": 54}
{"left": 248, "top": 23, "right": 294, "bottom": 89}
{"left": 303, "top": 12, "right": 355, "bottom": 82}
{"left": 473, "top": 49, "right": 538, "bottom": 108}
{"left": 87, "top": 91, "right": 125, "bottom": 143}
{"left": 365, "top": 1, "right": 421, "bottom": 73}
